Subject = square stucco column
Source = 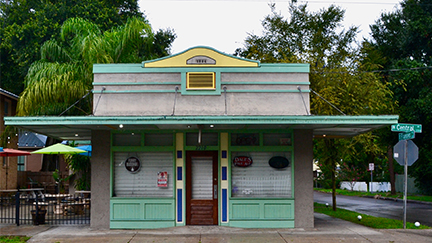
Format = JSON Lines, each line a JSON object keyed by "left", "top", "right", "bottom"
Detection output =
{"left": 294, "top": 129, "right": 314, "bottom": 228}
{"left": 91, "top": 130, "right": 111, "bottom": 229}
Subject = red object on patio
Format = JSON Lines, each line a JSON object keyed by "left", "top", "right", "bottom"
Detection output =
{"left": 0, "top": 148, "right": 31, "bottom": 157}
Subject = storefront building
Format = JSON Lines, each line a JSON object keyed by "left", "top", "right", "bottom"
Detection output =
{"left": 5, "top": 46, "right": 398, "bottom": 229}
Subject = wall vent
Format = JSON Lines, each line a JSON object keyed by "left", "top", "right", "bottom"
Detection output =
{"left": 187, "top": 72, "right": 215, "bottom": 90}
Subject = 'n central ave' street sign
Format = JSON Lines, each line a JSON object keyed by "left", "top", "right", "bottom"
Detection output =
{"left": 391, "top": 124, "right": 422, "bottom": 133}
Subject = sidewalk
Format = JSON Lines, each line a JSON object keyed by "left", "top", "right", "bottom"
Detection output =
{"left": 1, "top": 213, "right": 432, "bottom": 243}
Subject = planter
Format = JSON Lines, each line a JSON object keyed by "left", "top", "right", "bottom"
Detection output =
{"left": 31, "top": 210, "right": 47, "bottom": 225}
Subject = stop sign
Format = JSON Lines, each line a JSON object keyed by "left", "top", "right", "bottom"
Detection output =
{"left": 393, "top": 140, "right": 419, "bottom": 166}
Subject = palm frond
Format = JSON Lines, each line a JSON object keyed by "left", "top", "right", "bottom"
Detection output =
{"left": 41, "top": 40, "right": 72, "bottom": 63}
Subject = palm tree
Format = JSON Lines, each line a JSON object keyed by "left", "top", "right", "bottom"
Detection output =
{"left": 17, "top": 17, "right": 165, "bottom": 116}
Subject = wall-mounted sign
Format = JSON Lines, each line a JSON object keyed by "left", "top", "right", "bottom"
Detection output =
{"left": 269, "top": 156, "right": 289, "bottom": 169}
{"left": 125, "top": 157, "right": 141, "bottom": 173}
{"left": 233, "top": 156, "right": 253, "bottom": 167}
{"left": 186, "top": 55, "right": 216, "bottom": 65}
{"left": 157, "top": 171, "right": 168, "bottom": 187}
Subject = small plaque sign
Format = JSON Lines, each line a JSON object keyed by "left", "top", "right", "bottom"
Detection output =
{"left": 125, "top": 157, "right": 141, "bottom": 173}
{"left": 186, "top": 56, "right": 216, "bottom": 65}
{"left": 233, "top": 156, "right": 253, "bottom": 167}
{"left": 157, "top": 171, "right": 168, "bottom": 187}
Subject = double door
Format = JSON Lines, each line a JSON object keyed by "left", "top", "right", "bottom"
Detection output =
{"left": 186, "top": 151, "right": 218, "bottom": 225}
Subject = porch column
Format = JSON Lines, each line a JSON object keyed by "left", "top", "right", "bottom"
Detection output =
{"left": 294, "top": 129, "right": 314, "bottom": 228}
{"left": 91, "top": 130, "right": 110, "bottom": 229}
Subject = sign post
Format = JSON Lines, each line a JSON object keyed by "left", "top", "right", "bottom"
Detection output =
{"left": 369, "top": 163, "right": 374, "bottom": 193}
{"left": 392, "top": 123, "right": 421, "bottom": 229}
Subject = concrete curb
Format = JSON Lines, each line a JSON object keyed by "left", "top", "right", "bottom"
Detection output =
{"left": 362, "top": 195, "right": 432, "bottom": 205}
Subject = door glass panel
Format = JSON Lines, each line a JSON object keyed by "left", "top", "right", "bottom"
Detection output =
{"left": 192, "top": 157, "right": 213, "bottom": 199}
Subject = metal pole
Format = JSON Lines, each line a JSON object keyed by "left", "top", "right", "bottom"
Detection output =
{"left": 403, "top": 140, "right": 408, "bottom": 229}
{"left": 371, "top": 170, "right": 373, "bottom": 193}
{"left": 15, "top": 191, "right": 20, "bottom": 226}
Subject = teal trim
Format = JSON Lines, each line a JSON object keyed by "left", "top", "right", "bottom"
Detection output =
{"left": 141, "top": 46, "right": 261, "bottom": 66}
{"left": 291, "top": 132, "right": 295, "bottom": 199}
{"left": 5, "top": 115, "right": 400, "bottom": 126}
{"left": 220, "top": 82, "right": 310, "bottom": 85}
{"left": 230, "top": 146, "right": 293, "bottom": 152}
{"left": 181, "top": 71, "right": 221, "bottom": 95}
{"left": 228, "top": 199, "right": 295, "bottom": 228}
{"left": 93, "top": 90, "right": 176, "bottom": 94}
{"left": 226, "top": 89, "right": 309, "bottom": 93}
{"left": 93, "top": 65, "right": 310, "bottom": 73}
{"left": 110, "top": 221, "right": 176, "bottom": 229}
{"left": 184, "top": 146, "right": 219, "bottom": 151}
{"left": 93, "top": 82, "right": 181, "bottom": 86}
{"left": 110, "top": 198, "right": 175, "bottom": 218}
{"left": 111, "top": 146, "right": 174, "bottom": 152}
{"left": 228, "top": 220, "right": 294, "bottom": 228}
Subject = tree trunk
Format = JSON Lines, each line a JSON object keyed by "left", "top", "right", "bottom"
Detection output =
{"left": 332, "top": 158, "right": 337, "bottom": 211}
{"left": 325, "top": 138, "right": 337, "bottom": 211}
{"left": 388, "top": 145, "right": 396, "bottom": 195}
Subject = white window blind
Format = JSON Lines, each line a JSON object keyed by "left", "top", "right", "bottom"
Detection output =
{"left": 231, "top": 152, "right": 292, "bottom": 198}
{"left": 191, "top": 157, "right": 213, "bottom": 199}
{"left": 113, "top": 152, "right": 173, "bottom": 198}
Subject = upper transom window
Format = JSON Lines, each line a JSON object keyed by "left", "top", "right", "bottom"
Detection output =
{"left": 187, "top": 72, "right": 215, "bottom": 90}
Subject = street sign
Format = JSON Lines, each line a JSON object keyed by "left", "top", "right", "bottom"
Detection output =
{"left": 369, "top": 163, "right": 374, "bottom": 171}
{"left": 393, "top": 140, "right": 419, "bottom": 166}
{"left": 399, "top": 132, "right": 415, "bottom": 141}
{"left": 391, "top": 132, "right": 420, "bottom": 230}
{"left": 391, "top": 124, "right": 422, "bottom": 133}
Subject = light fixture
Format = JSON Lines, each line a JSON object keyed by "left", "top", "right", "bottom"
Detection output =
{"left": 119, "top": 124, "right": 124, "bottom": 128}
{"left": 75, "top": 134, "right": 79, "bottom": 137}
{"left": 187, "top": 125, "right": 191, "bottom": 128}
{"left": 357, "top": 215, "right": 362, "bottom": 221}
{"left": 415, "top": 222, "right": 420, "bottom": 227}
{"left": 323, "top": 134, "right": 326, "bottom": 137}
{"left": 131, "top": 133, "right": 135, "bottom": 136}
{"left": 210, "top": 125, "right": 214, "bottom": 128}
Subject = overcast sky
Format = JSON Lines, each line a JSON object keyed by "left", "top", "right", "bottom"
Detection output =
{"left": 139, "top": 0, "right": 401, "bottom": 55}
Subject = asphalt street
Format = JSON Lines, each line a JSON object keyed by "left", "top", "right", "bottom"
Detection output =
{"left": 314, "top": 191, "right": 432, "bottom": 227}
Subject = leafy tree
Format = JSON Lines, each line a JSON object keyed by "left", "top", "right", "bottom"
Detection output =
{"left": 236, "top": 2, "right": 395, "bottom": 209}
{"left": 368, "top": 0, "right": 432, "bottom": 195}
{"left": 65, "top": 153, "right": 91, "bottom": 191}
{"left": 0, "top": 0, "right": 173, "bottom": 95}
{"left": 17, "top": 16, "right": 174, "bottom": 116}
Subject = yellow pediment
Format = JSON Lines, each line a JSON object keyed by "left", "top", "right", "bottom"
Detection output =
{"left": 143, "top": 46, "right": 259, "bottom": 68}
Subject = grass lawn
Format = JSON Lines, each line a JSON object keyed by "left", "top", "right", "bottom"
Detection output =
{"left": 314, "top": 188, "right": 432, "bottom": 202}
{"left": 314, "top": 202, "right": 430, "bottom": 229}
{"left": 0, "top": 236, "right": 30, "bottom": 243}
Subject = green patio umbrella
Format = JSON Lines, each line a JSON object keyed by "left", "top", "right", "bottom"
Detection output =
{"left": 32, "top": 143, "right": 86, "bottom": 170}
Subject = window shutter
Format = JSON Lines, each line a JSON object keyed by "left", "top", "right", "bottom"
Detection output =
{"left": 187, "top": 72, "right": 215, "bottom": 90}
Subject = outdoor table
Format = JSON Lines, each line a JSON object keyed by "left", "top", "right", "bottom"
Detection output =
{"left": 75, "top": 190, "right": 90, "bottom": 203}
{"left": 45, "top": 194, "right": 71, "bottom": 214}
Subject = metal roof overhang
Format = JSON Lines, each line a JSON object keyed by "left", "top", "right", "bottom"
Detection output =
{"left": 4, "top": 115, "right": 399, "bottom": 141}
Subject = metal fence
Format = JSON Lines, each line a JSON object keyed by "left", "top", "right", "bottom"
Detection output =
{"left": 0, "top": 189, "right": 90, "bottom": 226}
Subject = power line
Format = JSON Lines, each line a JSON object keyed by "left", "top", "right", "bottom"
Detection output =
{"left": 311, "top": 65, "right": 432, "bottom": 74}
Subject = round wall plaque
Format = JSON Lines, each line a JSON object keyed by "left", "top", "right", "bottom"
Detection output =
{"left": 269, "top": 156, "right": 289, "bottom": 169}
{"left": 125, "top": 156, "right": 141, "bottom": 173}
